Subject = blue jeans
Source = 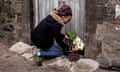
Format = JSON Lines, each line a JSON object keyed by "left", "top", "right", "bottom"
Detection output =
{"left": 40, "top": 44, "right": 63, "bottom": 57}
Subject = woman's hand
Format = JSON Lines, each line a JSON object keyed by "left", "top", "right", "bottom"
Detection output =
{"left": 65, "top": 34, "right": 70, "bottom": 39}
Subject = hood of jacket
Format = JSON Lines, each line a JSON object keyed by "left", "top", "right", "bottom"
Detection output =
{"left": 50, "top": 9, "right": 64, "bottom": 25}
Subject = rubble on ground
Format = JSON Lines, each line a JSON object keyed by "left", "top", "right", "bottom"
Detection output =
{"left": 8, "top": 42, "right": 99, "bottom": 72}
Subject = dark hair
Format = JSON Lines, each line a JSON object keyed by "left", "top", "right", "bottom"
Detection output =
{"left": 58, "top": 4, "right": 72, "bottom": 16}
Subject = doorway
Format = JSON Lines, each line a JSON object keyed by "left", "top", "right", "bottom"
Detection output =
{"left": 33, "top": 0, "right": 85, "bottom": 39}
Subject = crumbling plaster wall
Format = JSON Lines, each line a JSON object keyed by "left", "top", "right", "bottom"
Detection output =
{"left": 0, "top": 0, "right": 31, "bottom": 46}
{"left": 85, "top": 0, "right": 115, "bottom": 58}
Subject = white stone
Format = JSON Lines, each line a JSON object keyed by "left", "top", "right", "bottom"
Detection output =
{"left": 21, "top": 53, "right": 33, "bottom": 61}
{"left": 9, "top": 42, "right": 33, "bottom": 54}
{"left": 75, "top": 59, "right": 100, "bottom": 72}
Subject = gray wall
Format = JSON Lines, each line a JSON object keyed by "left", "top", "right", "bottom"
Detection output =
{"left": 33, "top": 0, "right": 85, "bottom": 39}
{"left": 0, "top": 0, "right": 31, "bottom": 46}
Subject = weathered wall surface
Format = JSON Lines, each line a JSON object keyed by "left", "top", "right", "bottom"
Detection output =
{"left": 0, "top": 0, "right": 15, "bottom": 45}
{"left": 95, "top": 1, "right": 120, "bottom": 69}
{"left": 0, "top": 0, "right": 31, "bottom": 46}
{"left": 85, "top": 0, "right": 115, "bottom": 58}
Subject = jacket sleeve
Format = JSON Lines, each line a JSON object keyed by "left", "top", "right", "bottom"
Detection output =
{"left": 51, "top": 23, "right": 69, "bottom": 50}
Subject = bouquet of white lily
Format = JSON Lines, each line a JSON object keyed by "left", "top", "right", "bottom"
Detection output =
{"left": 73, "top": 36, "right": 84, "bottom": 51}
{"left": 66, "top": 32, "right": 85, "bottom": 52}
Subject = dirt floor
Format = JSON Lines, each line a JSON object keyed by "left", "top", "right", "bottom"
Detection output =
{"left": 0, "top": 43, "right": 43, "bottom": 72}
{"left": 0, "top": 43, "right": 118, "bottom": 72}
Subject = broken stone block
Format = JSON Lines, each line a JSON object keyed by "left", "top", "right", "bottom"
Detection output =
{"left": 74, "top": 59, "right": 99, "bottom": 72}
{"left": 21, "top": 53, "right": 33, "bottom": 61}
{"left": 97, "top": 57, "right": 112, "bottom": 69}
{"left": 9, "top": 42, "right": 32, "bottom": 54}
{"left": 111, "top": 59, "right": 120, "bottom": 68}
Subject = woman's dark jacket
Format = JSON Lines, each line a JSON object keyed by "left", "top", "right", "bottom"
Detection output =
{"left": 31, "top": 14, "right": 69, "bottom": 51}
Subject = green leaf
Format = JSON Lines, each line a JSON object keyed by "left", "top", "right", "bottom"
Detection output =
{"left": 66, "top": 32, "right": 77, "bottom": 40}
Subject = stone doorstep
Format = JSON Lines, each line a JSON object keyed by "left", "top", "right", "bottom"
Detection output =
{"left": 44, "top": 57, "right": 100, "bottom": 72}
